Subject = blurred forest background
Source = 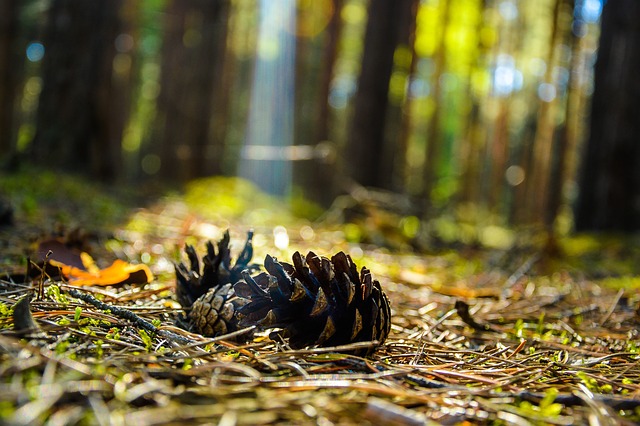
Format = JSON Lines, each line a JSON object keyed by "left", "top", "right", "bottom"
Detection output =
{"left": 0, "top": 0, "right": 639, "bottom": 242}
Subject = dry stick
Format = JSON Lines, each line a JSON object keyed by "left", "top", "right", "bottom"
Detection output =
{"left": 599, "top": 288, "right": 624, "bottom": 326}
{"left": 66, "top": 288, "right": 194, "bottom": 347}
{"left": 502, "top": 254, "right": 540, "bottom": 298}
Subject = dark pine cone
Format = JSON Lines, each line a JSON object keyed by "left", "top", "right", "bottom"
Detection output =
{"left": 234, "top": 251, "right": 391, "bottom": 355}
{"left": 176, "top": 232, "right": 392, "bottom": 356}
{"left": 175, "top": 230, "right": 258, "bottom": 335}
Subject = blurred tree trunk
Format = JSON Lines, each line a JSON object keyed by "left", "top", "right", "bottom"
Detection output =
{"left": 0, "top": 0, "right": 21, "bottom": 164}
{"left": 155, "top": 0, "right": 230, "bottom": 182}
{"left": 347, "top": 0, "right": 416, "bottom": 190}
{"left": 525, "top": 0, "right": 563, "bottom": 225}
{"left": 385, "top": 0, "right": 419, "bottom": 193}
{"left": 308, "top": 0, "right": 344, "bottom": 206}
{"left": 114, "top": 0, "right": 141, "bottom": 180}
{"left": 546, "top": 0, "right": 578, "bottom": 230}
{"left": 574, "top": 0, "right": 640, "bottom": 231}
{"left": 316, "top": 0, "right": 343, "bottom": 145}
{"left": 422, "top": 0, "right": 451, "bottom": 209}
{"left": 31, "top": 0, "right": 123, "bottom": 181}
{"left": 293, "top": 6, "right": 319, "bottom": 198}
{"left": 460, "top": 0, "right": 489, "bottom": 207}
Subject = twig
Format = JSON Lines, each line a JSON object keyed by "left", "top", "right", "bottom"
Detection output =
{"left": 599, "top": 288, "right": 624, "bottom": 326}
{"left": 502, "top": 254, "right": 540, "bottom": 298}
{"left": 454, "top": 300, "right": 499, "bottom": 332}
{"left": 65, "top": 288, "right": 194, "bottom": 347}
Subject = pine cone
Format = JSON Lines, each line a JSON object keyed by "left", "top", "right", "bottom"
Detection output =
{"left": 175, "top": 230, "right": 258, "bottom": 334}
{"left": 188, "top": 282, "right": 247, "bottom": 336}
{"left": 234, "top": 251, "right": 391, "bottom": 355}
{"left": 175, "top": 232, "right": 392, "bottom": 356}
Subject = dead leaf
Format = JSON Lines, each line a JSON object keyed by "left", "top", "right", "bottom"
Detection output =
{"left": 52, "top": 257, "right": 153, "bottom": 286}
{"left": 35, "top": 238, "right": 153, "bottom": 286}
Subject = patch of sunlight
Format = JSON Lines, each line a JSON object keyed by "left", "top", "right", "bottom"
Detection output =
{"left": 432, "top": 216, "right": 459, "bottom": 243}
{"left": 400, "top": 216, "right": 420, "bottom": 239}
{"left": 479, "top": 225, "right": 514, "bottom": 250}
{"left": 341, "top": 1, "right": 367, "bottom": 25}
{"left": 343, "top": 223, "right": 362, "bottom": 243}
{"left": 599, "top": 276, "right": 640, "bottom": 291}
{"left": 273, "top": 225, "right": 289, "bottom": 250}
{"left": 561, "top": 234, "right": 601, "bottom": 257}
{"left": 184, "top": 176, "right": 289, "bottom": 222}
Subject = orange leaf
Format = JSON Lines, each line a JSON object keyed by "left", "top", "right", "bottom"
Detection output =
{"left": 50, "top": 256, "right": 153, "bottom": 286}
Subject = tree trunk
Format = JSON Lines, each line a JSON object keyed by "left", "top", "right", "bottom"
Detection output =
{"left": 31, "top": 0, "right": 123, "bottom": 181}
{"left": 313, "top": 0, "right": 344, "bottom": 206}
{"left": 347, "top": 0, "right": 416, "bottom": 190}
{"left": 155, "top": 0, "right": 230, "bottom": 182}
{"left": 316, "top": 0, "right": 343, "bottom": 145}
{"left": 0, "top": 0, "right": 21, "bottom": 164}
{"left": 547, "top": 0, "right": 579, "bottom": 230}
{"left": 422, "top": 0, "right": 451, "bottom": 208}
{"left": 574, "top": 0, "right": 640, "bottom": 231}
{"left": 385, "top": 0, "right": 419, "bottom": 193}
{"left": 525, "top": 0, "right": 563, "bottom": 225}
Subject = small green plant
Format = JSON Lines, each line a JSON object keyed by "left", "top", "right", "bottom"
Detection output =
{"left": 513, "top": 318, "right": 524, "bottom": 338}
{"left": 74, "top": 306, "right": 82, "bottom": 322}
{"left": 95, "top": 339, "right": 104, "bottom": 359}
{"left": 576, "top": 371, "right": 603, "bottom": 392}
{"left": 106, "top": 327, "right": 120, "bottom": 340}
{"left": 535, "top": 312, "right": 545, "bottom": 336}
{"left": 55, "top": 340, "right": 70, "bottom": 355}
{"left": 45, "top": 284, "right": 68, "bottom": 304}
{"left": 0, "top": 302, "right": 12, "bottom": 317}
{"left": 138, "top": 329, "right": 154, "bottom": 352}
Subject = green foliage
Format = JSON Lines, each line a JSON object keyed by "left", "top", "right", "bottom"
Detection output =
{"left": 576, "top": 371, "right": 609, "bottom": 393}
{"left": 518, "top": 388, "right": 563, "bottom": 419}
{"left": 182, "top": 358, "right": 192, "bottom": 370}
{"left": 95, "top": 339, "right": 104, "bottom": 359}
{"left": 0, "top": 302, "right": 13, "bottom": 318}
{"left": 599, "top": 276, "right": 640, "bottom": 291}
{"left": 513, "top": 318, "right": 524, "bottom": 339}
{"left": 183, "top": 176, "right": 287, "bottom": 221}
{"left": 106, "top": 327, "right": 121, "bottom": 341}
{"left": 55, "top": 340, "right": 70, "bottom": 356}
{"left": 138, "top": 329, "right": 154, "bottom": 352}
{"left": 45, "top": 284, "right": 68, "bottom": 305}
{"left": 0, "top": 168, "right": 130, "bottom": 227}
{"left": 74, "top": 306, "right": 82, "bottom": 322}
{"left": 288, "top": 187, "right": 324, "bottom": 221}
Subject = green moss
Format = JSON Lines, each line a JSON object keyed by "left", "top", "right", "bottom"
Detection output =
{"left": 599, "top": 276, "right": 640, "bottom": 291}
{"left": 0, "top": 168, "right": 130, "bottom": 228}
{"left": 181, "top": 176, "right": 322, "bottom": 224}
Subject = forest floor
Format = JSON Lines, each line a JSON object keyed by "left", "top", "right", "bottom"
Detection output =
{"left": 1, "top": 170, "right": 640, "bottom": 425}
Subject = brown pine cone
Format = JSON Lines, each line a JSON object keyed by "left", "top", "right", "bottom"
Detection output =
{"left": 234, "top": 251, "right": 391, "bottom": 355}
{"left": 176, "top": 232, "right": 392, "bottom": 356}
{"left": 175, "top": 230, "right": 257, "bottom": 334}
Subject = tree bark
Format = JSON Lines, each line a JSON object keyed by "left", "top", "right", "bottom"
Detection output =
{"left": 0, "top": 0, "right": 21, "bottom": 164}
{"left": 155, "top": 0, "right": 230, "bottom": 182}
{"left": 574, "top": 0, "right": 640, "bottom": 231}
{"left": 31, "top": 0, "right": 123, "bottom": 181}
{"left": 422, "top": 0, "right": 451, "bottom": 208}
{"left": 385, "top": 0, "right": 419, "bottom": 193}
{"left": 347, "top": 0, "right": 416, "bottom": 190}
